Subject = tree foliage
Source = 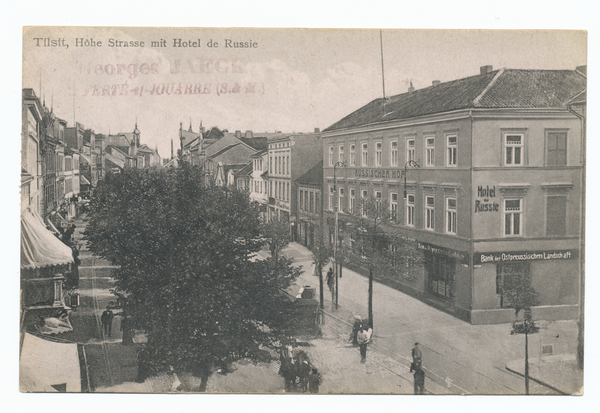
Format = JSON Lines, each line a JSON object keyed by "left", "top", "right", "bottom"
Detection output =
{"left": 84, "top": 165, "right": 300, "bottom": 390}
{"left": 260, "top": 219, "right": 290, "bottom": 265}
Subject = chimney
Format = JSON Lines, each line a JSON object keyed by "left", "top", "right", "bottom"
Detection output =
{"left": 408, "top": 80, "right": 415, "bottom": 92}
{"left": 480, "top": 65, "right": 493, "bottom": 75}
{"left": 235, "top": 130, "right": 242, "bottom": 138}
{"left": 432, "top": 80, "right": 440, "bottom": 86}
{"left": 245, "top": 130, "right": 253, "bottom": 139}
{"left": 314, "top": 128, "right": 320, "bottom": 133}
{"left": 576, "top": 65, "right": 587, "bottom": 76}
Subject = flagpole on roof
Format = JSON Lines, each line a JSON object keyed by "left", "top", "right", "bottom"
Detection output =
{"left": 380, "top": 29, "right": 386, "bottom": 116}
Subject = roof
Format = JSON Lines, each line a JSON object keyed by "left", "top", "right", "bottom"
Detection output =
{"left": 208, "top": 143, "right": 241, "bottom": 159}
{"left": 325, "top": 69, "right": 587, "bottom": 132}
{"left": 240, "top": 136, "right": 268, "bottom": 150}
{"left": 296, "top": 160, "right": 323, "bottom": 186}
{"left": 251, "top": 148, "right": 268, "bottom": 157}
{"left": 223, "top": 164, "right": 248, "bottom": 175}
{"left": 234, "top": 162, "right": 253, "bottom": 177}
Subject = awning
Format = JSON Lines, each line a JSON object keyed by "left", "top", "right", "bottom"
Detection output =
{"left": 80, "top": 175, "right": 91, "bottom": 186}
{"left": 79, "top": 153, "right": 91, "bottom": 164}
{"left": 21, "top": 209, "right": 74, "bottom": 270}
{"left": 20, "top": 333, "right": 81, "bottom": 392}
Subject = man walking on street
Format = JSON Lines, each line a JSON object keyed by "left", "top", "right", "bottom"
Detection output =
{"left": 101, "top": 307, "right": 114, "bottom": 337}
{"left": 357, "top": 327, "right": 369, "bottom": 363}
{"left": 412, "top": 342, "right": 422, "bottom": 366}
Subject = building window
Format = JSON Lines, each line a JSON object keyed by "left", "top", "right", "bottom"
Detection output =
{"left": 425, "top": 195, "right": 435, "bottom": 230}
{"left": 446, "top": 198, "right": 457, "bottom": 234}
{"left": 338, "top": 187, "right": 344, "bottom": 212}
{"left": 447, "top": 135, "right": 457, "bottom": 166}
{"left": 349, "top": 144, "right": 356, "bottom": 166}
{"left": 309, "top": 192, "right": 314, "bottom": 213}
{"left": 287, "top": 155, "right": 290, "bottom": 175}
{"left": 406, "top": 138, "right": 415, "bottom": 163}
{"left": 361, "top": 189, "right": 368, "bottom": 217}
{"left": 496, "top": 262, "right": 530, "bottom": 308}
{"left": 329, "top": 146, "right": 334, "bottom": 166}
{"left": 339, "top": 145, "right": 344, "bottom": 164}
{"left": 504, "top": 134, "right": 523, "bottom": 166}
{"left": 406, "top": 193, "right": 415, "bottom": 226}
{"left": 349, "top": 189, "right": 355, "bottom": 214}
{"left": 390, "top": 192, "right": 398, "bottom": 221}
{"left": 300, "top": 190, "right": 304, "bottom": 210}
{"left": 546, "top": 196, "right": 567, "bottom": 236}
{"left": 425, "top": 137, "right": 435, "bottom": 166}
{"left": 287, "top": 182, "right": 290, "bottom": 201}
{"left": 546, "top": 131, "right": 567, "bottom": 166}
{"left": 504, "top": 198, "right": 522, "bottom": 236}
{"left": 376, "top": 142, "right": 382, "bottom": 166}
{"left": 390, "top": 140, "right": 398, "bottom": 166}
{"left": 375, "top": 190, "right": 382, "bottom": 215}
{"left": 361, "top": 143, "right": 368, "bottom": 166}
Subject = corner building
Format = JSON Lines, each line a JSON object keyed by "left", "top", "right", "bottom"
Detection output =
{"left": 322, "top": 66, "right": 586, "bottom": 324}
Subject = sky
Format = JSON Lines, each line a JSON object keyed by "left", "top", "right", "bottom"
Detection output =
{"left": 23, "top": 27, "right": 586, "bottom": 160}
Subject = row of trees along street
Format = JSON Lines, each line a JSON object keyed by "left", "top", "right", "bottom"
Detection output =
{"left": 84, "top": 164, "right": 301, "bottom": 391}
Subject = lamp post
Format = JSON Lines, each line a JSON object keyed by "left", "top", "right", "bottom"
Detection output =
{"left": 333, "top": 161, "right": 345, "bottom": 309}
{"left": 403, "top": 160, "right": 420, "bottom": 199}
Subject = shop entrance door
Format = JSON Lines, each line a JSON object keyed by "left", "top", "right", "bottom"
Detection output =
{"left": 425, "top": 252, "right": 455, "bottom": 301}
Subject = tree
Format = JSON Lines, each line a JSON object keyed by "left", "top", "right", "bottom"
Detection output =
{"left": 505, "top": 267, "right": 540, "bottom": 394}
{"left": 85, "top": 165, "right": 300, "bottom": 391}
{"left": 260, "top": 219, "right": 290, "bottom": 270}
{"left": 338, "top": 196, "right": 421, "bottom": 329}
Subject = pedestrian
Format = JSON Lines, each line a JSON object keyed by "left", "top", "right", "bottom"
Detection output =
{"left": 350, "top": 316, "right": 363, "bottom": 346}
{"left": 308, "top": 368, "right": 322, "bottom": 393}
{"left": 413, "top": 363, "right": 425, "bottom": 394}
{"left": 326, "top": 267, "right": 334, "bottom": 292}
{"left": 279, "top": 347, "right": 293, "bottom": 392}
{"left": 121, "top": 313, "right": 134, "bottom": 345}
{"left": 357, "top": 326, "right": 369, "bottom": 363}
{"left": 411, "top": 342, "right": 422, "bottom": 366}
{"left": 297, "top": 352, "right": 311, "bottom": 393}
{"left": 100, "top": 307, "right": 114, "bottom": 337}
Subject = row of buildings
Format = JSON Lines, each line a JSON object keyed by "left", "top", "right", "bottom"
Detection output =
{"left": 20, "top": 88, "right": 161, "bottom": 337}
{"left": 205, "top": 65, "right": 585, "bottom": 325}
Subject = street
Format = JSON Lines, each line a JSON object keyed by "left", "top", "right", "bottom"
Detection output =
{"left": 63, "top": 216, "right": 580, "bottom": 394}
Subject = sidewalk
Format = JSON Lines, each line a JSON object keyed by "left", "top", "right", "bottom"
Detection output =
{"left": 505, "top": 354, "right": 583, "bottom": 395}
{"left": 279, "top": 241, "right": 582, "bottom": 395}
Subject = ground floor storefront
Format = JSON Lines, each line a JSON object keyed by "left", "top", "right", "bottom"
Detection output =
{"left": 325, "top": 214, "right": 581, "bottom": 324}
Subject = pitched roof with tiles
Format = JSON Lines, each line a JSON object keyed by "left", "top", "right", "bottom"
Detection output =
{"left": 325, "top": 69, "right": 587, "bottom": 132}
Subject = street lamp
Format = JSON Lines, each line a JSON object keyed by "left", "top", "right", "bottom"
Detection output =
{"left": 333, "top": 161, "right": 345, "bottom": 310}
{"left": 403, "top": 160, "right": 420, "bottom": 199}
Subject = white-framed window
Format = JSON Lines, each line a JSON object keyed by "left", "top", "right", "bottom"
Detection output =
{"left": 361, "top": 142, "right": 368, "bottom": 166}
{"left": 338, "top": 187, "right": 344, "bottom": 212}
{"left": 407, "top": 138, "right": 415, "bottom": 163}
{"left": 425, "top": 195, "right": 435, "bottom": 230}
{"left": 504, "top": 134, "right": 523, "bottom": 166}
{"left": 300, "top": 189, "right": 304, "bottom": 210}
{"left": 329, "top": 185, "right": 335, "bottom": 210}
{"left": 390, "top": 192, "right": 398, "bottom": 221}
{"left": 361, "top": 189, "right": 368, "bottom": 217}
{"left": 425, "top": 137, "right": 435, "bottom": 166}
{"left": 390, "top": 140, "right": 398, "bottom": 166}
{"left": 349, "top": 144, "right": 356, "bottom": 166}
{"left": 446, "top": 197, "right": 457, "bottom": 234}
{"left": 406, "top": 193, "right": 415, "bottom": 227}
{"left": 376, "top": 141, "right": 382, "bottom": 166}
{"left": 329, "top": 146, "right": 334, "bottom": 166}
{"left": 447, "top": 135, "right": 457, "bottom": 166}
{"left": 349, "top": 189, "right": 355, "bottom": 214}
{"left": 504, "top": 198, "right": 522, "bottom": 236}
{"left": 287, "top": 155, "right": 290, "bottom": 175}
{"left": 339, "top": 144, "right": 345, "bottom": 164}
{"left": 546, "top": 195, "right": 567, "bottom": 236}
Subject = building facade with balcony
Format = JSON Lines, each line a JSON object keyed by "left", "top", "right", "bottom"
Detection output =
{"left": 322, "top": 66, "right": 586, "bottom": 324}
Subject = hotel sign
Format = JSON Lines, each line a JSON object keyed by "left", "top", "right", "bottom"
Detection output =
{"left": 474, "top": 250, "right": 578, "bottom": 265}
{"left": 475, "top": 185, "right": 499, "bottom": 213}
{"left": 354, "top": 169, "right": 404, "bottom": 179}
